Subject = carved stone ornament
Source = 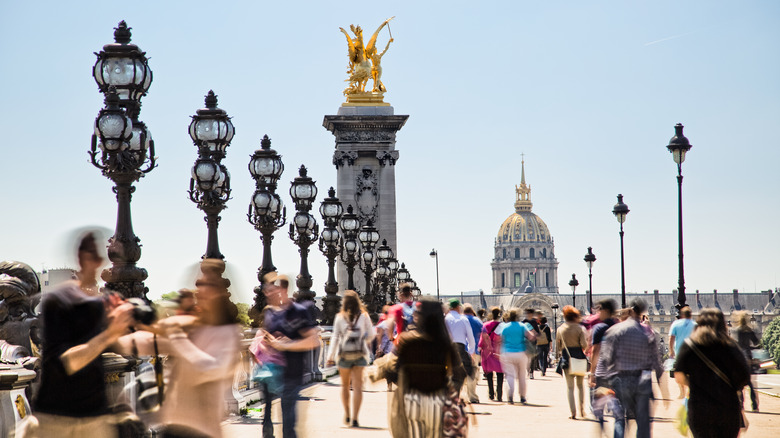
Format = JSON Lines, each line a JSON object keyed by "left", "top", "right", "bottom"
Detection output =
{"left": 376, "top": 150, "right": 399, "bottom": 167}
{"left": 336, "top": 130, "right": 395, "bottom": 143}
{"left": 333, "top": 150, "right": 359, "bottom": 168}
{"left": 355, "top": 167, "right": 379, "bottom": 224}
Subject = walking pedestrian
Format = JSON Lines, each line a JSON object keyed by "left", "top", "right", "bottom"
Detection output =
{"left": 674, "top": 308, "right": 750, "bottom": 438}
{"left": 497, "top": 308, "right": 536, "bottom": 404}
{"left": 389, "top": 283, "right": 416, "bottom": 345}
{"left": 392, "top": 299, "right": 467, "bottom": 438}
{"left": 479, "top": 307, "right": 504, "bottom": 402}
{"left": 732, "top": 310, "right": 760, "bottom": 412}
{"left": 444, "top": 299, "right": 476, "bottom": 395}
{"left": 326, "top": 290, "right": 374, "bottom": 427}
{"left": 597, "top": 299, "right": 663, "bottom": 438}
{"left": 587, "top": 299, "right": 623, "bottom": 434}
{"left": 555, "top": 305, "right": 588, "bottom": 419}
{"left": 522, "top": 308, "right": 541, "bottom": 379}
{"left": 536, "top": 312, "right": 551, "bottom": 376}
{"left": 669, "top": 306, "right": 696, "bottom": 399}
{"left": 463, "top": 303, "right": 483, "bottom": 403}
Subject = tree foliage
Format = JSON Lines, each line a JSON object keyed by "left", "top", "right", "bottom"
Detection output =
{"left": 762, "top": 316, "right": 780, "bottom": 365}
{"left": 236, "top": 302, "right": 253, "bottom": 327}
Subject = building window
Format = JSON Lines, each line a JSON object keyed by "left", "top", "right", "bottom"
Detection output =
{"left": 501, "top": 273, "right": 505, "bottom": 287}
{"left": 542, "top": 248, "right": 547, "bottom": 259}
{"left": 514, "top": 248, "right": 520, "bottom": 259}
{"left": 545, "top": 272, "right": 549, "bottom": 287}
{"left": 503, "top": 248, "right": 507, "bottom": 259}
{"left": 44, "top": 280, "right": 49, "bottom": 286}
{"left": 514, "top": 273, "right": 521, "bottom": 287}
{"left": 529, "top": 248, "right": 535, "bottom": 259}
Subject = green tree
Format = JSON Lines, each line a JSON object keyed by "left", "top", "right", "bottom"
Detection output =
{"left": 159, "top": 291, "right": 179, "bottom": 301}
{"left": 236, "top": 302, "right": 253, "bottom": 327}
{"left": 762, "top": 316, "right": 780, "bottom": 365}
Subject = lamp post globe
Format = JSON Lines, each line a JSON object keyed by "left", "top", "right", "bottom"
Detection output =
{"left": 667, "top": 123, "right": 692, "bottom": 312}
{"left": 288, "top": 165, "right": 318, "bottom": 304}
{"left": 188, "top": 90, "right": 234, "bottom": 161}
{"left": 612, "top": 194, "right": 630, "bottom": 308}
{"left": 375, "top": 239, "right": 394, "bottom": 310}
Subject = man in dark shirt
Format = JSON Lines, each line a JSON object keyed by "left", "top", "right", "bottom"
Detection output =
{"left": 522, "top": 308, "right": 541, "bottom": 379}
{"left": 588, "top": 299, "right": 622, "bottom": 434}
{"left": 263, "top": 272, "right": 319, "bottom": 438}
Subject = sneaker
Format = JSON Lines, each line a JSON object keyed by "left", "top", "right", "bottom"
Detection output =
{"left": 351, "top": 420, "right": 359, "bottom": 428}
{"left": 488, "top": 394, "right": 494, "bottom": 401}
{"left": 508, "top": 398, "right": 514, "bottom": 404}
{"left": 521, "top": 397, "right": 527, "bottom": 404}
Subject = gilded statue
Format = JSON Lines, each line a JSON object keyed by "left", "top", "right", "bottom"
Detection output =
{"left": 340, "top": 17, "right": 394, "bottom": 96}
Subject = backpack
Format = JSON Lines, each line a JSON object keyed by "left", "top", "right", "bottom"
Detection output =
{"left": 400, "top": 302, "right": 415, "bottom": 331}
{"left": 536, "top": 325, "right": 549, "bottom": 346}
{"left": 340, "top": 315, "right": 365, "bottom": 360}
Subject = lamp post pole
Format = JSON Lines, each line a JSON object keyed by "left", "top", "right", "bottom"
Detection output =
{"left": 338, "top": 205, "right": 361, "bottom": 292}
{"left": 289, "top": 165, "right": 319, "bottom": 304}
{"left": 430, "top": 249, "right": 440, "bottom": 301}
{"left": 612, "top": 195, "right": 630, "bottom": 308}
{"left": 569, "top": 274, "right": 579, "bottom": 309}
{"left": 551, "top": 303, "right": 559, "bottom": 355}
{"left": 318, "top": 187, "right": 343, "bottom": 325}
{"left": 358, "top": 221, "right": 380, "bottom": 314}
{"left": 667, "top": 123, "right": 692, "bottom": 311}
{"left": 188, "top": 91, "right": 234, "bottom": 260}
{"left": 584, "top": 247, "right": 596, "bottom": 311}
{"left": 90, "top": 21, "right": 156, "bottom": 299}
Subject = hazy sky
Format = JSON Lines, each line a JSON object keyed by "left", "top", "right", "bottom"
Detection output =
{"left": 1, "top": 1, "right": 778, "bottom": 304}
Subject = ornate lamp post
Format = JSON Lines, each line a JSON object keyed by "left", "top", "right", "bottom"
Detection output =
{"left": 374, "top": 239, "right": 395, "bottom": 310}
{"left": 188, "top": 91, "right": 234, "bottom": 260}
{"left": 90, "top": 21, "right": 156, "bottom": 299}
{"left": 318, "top": 187, "right": 343, "bottom": 325}
{"left": 289, "top": 166, "right": 319, "bottom": 303}
{"left": 247, "top": 135, "right": 286, "bottom": 314}
{"left": 584, "top": 247, "right": 596, "bottom": 311}
{"left": 612, "top": 194, "right": 630, "bottom": 308}
{"left": 357, "top": 221, "right": 381, "bottom": 313}
{"left": 387, "top": 258, "right": 399, "bottom": 300}
{"left": 396, "top": 262, "right": 410, "bottom": 301}
{"left": 568, "top": 274, "right": 579, "bottom": 309}
{"left": 430, "top": 249, "right": 440, "bottom": 302}
{"left": 551, "top": 302, "right": 559, "bottom": 353}
{"left": 666, "top": 123, "right": 692, "bottom": 311}
{"left": 338, "top": 205, "right": 361, "bottom": 291}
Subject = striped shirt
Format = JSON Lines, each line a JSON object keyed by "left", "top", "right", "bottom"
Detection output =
{"left": 598, "top": 318, "right": 663, "bottom": 378}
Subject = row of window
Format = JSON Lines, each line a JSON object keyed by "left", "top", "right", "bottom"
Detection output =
{"left": 500, "top": 272, "right": 551, "bottom": 288}
{"left": 499, "top": 247, "right": 549, "bottom": 260}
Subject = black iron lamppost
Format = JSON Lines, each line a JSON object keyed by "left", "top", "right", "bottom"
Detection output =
{"left": 584, "top": 247, "right": 596, "bottom": 311}
{"left": 289, "top": 165, "right": 318, "bottom": 303}
{"left": 569, "top": 274, "right": 579, "bottom": 309}
{"left": 387, "top": 258, "right": 399, "bottom": 301}
{"left": 318, "top": 187, "right": 343, "bottom": 325}
{"left": 338, "top": 205, "right": 361, "bottom": 291}
{"left": 666, "top": 123, "right": 693, "bottom": 311}
{"left": 430, "top": 249, "right": 440, "bottom": 302}
{"left": 247, "top": 135, "right": 286, "bottom": 314}
{"left": 612, "top": 194, "right": 630, "bottom": 308}
{"left": 551, "top": 302, "right": 559, "bottom": 354}
{"left": 188, "top": 91, "right": 234, "bottom": 260}
{"left": 90, "top": 21, "right": 156, "bottom": 299}
{"left": 396, "top": 262, "right": 410, "bottom": 301}
{"left": 374, "top": 239, "right": 395, "bottom": 310}
{"left": 358, "top": 221, "right": 381, "bottom": 313}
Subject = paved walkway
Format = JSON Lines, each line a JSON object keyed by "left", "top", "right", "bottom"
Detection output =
{"left": 224, "top": 369, "right": 780, "bottom": 437}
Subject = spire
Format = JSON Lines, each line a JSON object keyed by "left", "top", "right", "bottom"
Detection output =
{"left": 514, "top": 154, "right": 532, "bottom": 213}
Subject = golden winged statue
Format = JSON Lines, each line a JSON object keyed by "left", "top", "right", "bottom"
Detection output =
{"left": 340, "top": 17, "right": 394, "bottom": 96}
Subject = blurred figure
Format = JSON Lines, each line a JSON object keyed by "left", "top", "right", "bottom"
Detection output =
{"left": 536, "top": 311, "right": 551, "bottom": 376}
{"left": 34, "top": 232, "right": 134, "bottom": 438}
{"left": 249, "top": 291, "right": 286, "bottom": 438}
{"left": 393, "top": 298, "right": 466, "bottom": 438}
{"left": 444, "top": 299, "right": 475, "bottom": 395}
{"left": 261, "top": 272, "right": 319, "bottom": 438}
{"left": 462, "top": 303, "right": 483, "bottom": 403}
{"left": 326, "top": 290, "right": 374, "bottom": 427}
{"left": 476, "top": 308, "right": 486, "bottom": 322}
{"left": 592, "top": 386, "right": 623, "bottom": 436}
{"left": 497, "top": 308, "right": 536, "bottom": 404}
{"left": 522, "top": 308, "right": 540, "bottom": 379}
{"left": 374, "top": 306, "right": 393, "bottom": 361}
{"left": 668, "top": 306, "right": 695, "bottom": 399}
{"left": 479, "top": 307, "right": 504, "bottom": 402}
{"left": 174, "top": 288, "right": 197, "bottom": 316}
{"left": 388, "top": 283, "right": 416, "bottom": 346}
{"left": 555, "top": 305, "right": 587, "bottom": 419}
{"left": 598, "top": 299, "right": 663, "bottom": 438}
{"left": 588, "top": 299, "right": 623, "bottom": 432}
{"left": 732, "top": 310, "right": 759, "bottom": 412}
{"left": 675, "top": 308, "right": 750, "bottom": 438}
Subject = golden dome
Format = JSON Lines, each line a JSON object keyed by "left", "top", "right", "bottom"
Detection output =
{"left": 497, "top": 212, "right": 551, "bottom": 244}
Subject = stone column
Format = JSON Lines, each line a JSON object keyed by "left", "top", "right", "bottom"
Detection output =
{"left": 323, "top": 106, "right": 408, "bottom": 295}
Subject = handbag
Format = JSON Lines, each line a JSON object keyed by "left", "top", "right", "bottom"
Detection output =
{"left": 564, "top": 344, "right": 588, "bottom": 377}
{"left": 674, "top": 398, "right": 689, "bottom": 436}
{"left": 442, "top": 380, "right": 469, "bottom": 437}
{"left": 252, "top": 362, "right": 283, "bottom": 395}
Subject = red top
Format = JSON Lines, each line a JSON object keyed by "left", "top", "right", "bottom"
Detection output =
{"left": 389, "top": 301, "right": 414, "bottom": 345}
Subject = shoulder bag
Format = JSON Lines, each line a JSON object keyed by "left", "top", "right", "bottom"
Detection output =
{"left": 564, "top": 343, "right": 588, "bottom": 377}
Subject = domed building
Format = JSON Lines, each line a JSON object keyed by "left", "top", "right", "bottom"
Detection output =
{"left": 492, "top": 160, "right": 559, "bottom": 294}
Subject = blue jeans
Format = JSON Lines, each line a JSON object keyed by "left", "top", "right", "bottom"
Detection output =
{"left": 281, "top": 375, "right": 303, "bottom": 438}
{"left": 610, "top": 372, "right": 652, "bottom": 438}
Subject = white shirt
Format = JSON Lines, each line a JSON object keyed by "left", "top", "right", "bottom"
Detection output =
{"left": 445, "top": 310, "right": 476, "bottom": 354}
{"left": 327, "top": 312, "right": 375, "bottom": 362}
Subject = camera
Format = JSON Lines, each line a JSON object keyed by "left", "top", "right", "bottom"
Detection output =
{"left": 127, "top": 298, "right": 157, "bottom": 325}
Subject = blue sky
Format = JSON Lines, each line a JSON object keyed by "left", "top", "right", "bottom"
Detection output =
{"left": 1, "top": 1, "right": 778, "bottom": 304}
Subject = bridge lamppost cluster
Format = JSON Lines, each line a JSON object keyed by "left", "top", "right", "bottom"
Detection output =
{"left": 338, "top": 205, "right": 361, "bottom": 292}
{"left": 288, "top": 166, "right": 319, "bottom": 304}
{"left": 357, "top": 221, "right": 381, "bottom": 313}
{"left": 318, "top": 188, "right": 343, "bottom": 324}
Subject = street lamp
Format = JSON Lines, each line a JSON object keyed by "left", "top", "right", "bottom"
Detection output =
{"left": 318, "top": 187, "right": 343, "bottom": 325}
{"left": 188, "top": 91, "right": 233, "bottom": 260}
{"left": 375, "top": 239, "right": 395, "bottom": 310}
{"left": 667, "top": 123, "right": 692, "bottom": 311}
{"left": 568, "top": 274, "right": 579, "bottom": 309}
{"left": 358, "top": 221, "right": 381, "bottom": 314}
{"left": 90, "top": 21, "right": 157, "bottom": 299}
{"left": 289, "top": 165, "right": 318, "bottom": 303}
{"left": 551, "top": 303, "right": 559, "bottom": 354}
{"left": 338, "top": 205, "right": 361, "bottom": 291}
{"left": 247, "top": 135, "right": 286, "bottom": 314}
{"left": 584, "top": 247, "right": 596, "bottom": 311}
{"left": 612, "top": 194, "right": 630, "bottom": 308}
{"left": 430, "top": 249, "right": 440, "bottom": 301}
{"left": 396, "top": 262, "right": 410, "bottom": 301}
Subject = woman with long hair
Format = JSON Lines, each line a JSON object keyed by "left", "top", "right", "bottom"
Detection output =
{"left": 674, "top": 308, "right": 750, "bottom": 438}
{"left": 555, "top": 305, "right": 587, "bottom": 419}
{"left": 479, "top": 306, "right": 504, "bottom": 401}
{"left": 326, "top": 290, "right": 374, "bottom": 427}
{"left": 733, "top": 310, "right": 759, "bottom": 411}
{"left": 497, "top": 308, "right": 536, "bottom": 404}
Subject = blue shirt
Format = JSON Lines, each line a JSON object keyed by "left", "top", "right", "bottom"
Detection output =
{"left": 670, "top": 318, "right": 696, "bottom": 355}
{"left": 496, "top": 321, "right": 531, "bottom": 353}
{"left": 465, "top": 314, "right": 483, "bottom": 354}
{"left": 445, "top": 311, "right": 476, "bottom": 354}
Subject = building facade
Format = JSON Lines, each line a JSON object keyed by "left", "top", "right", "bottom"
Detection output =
{"left": 491, "top": 160, "right": 559, "bottom": 294}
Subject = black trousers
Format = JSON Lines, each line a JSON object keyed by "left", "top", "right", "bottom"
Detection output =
{"left": 537, "top": 344, "right": 550, "bottom": 372}
{"left": 484, "top": 371, "right": 504, "bottom": 399}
